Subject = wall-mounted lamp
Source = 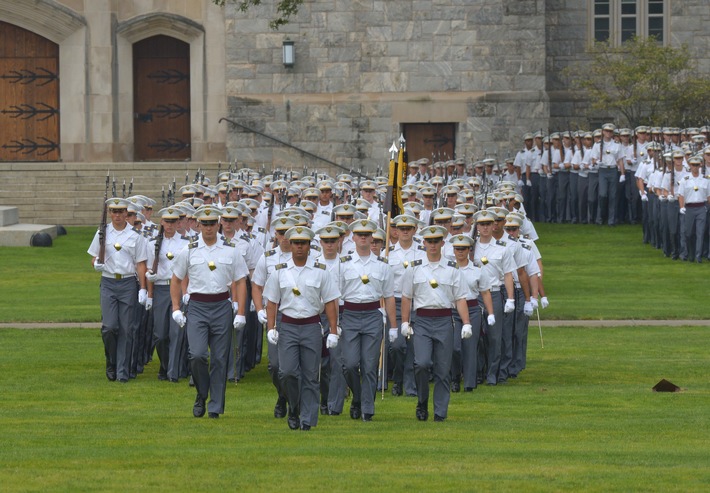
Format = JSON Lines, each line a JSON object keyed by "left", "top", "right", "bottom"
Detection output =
{"left": 283, "top": 39, "right": 295, "bottom": 68}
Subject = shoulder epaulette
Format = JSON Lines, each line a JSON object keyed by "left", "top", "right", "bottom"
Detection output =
{"left": 411, "top": 259, "right": 423, "bottom": 267}
{"left": 180, "top": 234, "right": 190, "bottom": 241}
{"left": 149, "top": 236, "right": 157, "bottom": 242}
{"left": 340, "top": 255, "right": 352, "bottom": 263}
{"left": 523, "top": 234, "right": 531, "bottom": 239}
{"left": 310, "top": 244, "right": 322, "bottom": 252}
{"left": 188, "top": 241, "right": 199, "bottom": 249}
{"left": 496, "top": 239, "right": 507, "bottom": 247}
{"left": 377, "top": 256, "right": 388, "bottom": 264}
{"left": 683, "top": 175, "right": 689, "bottom": 180}
{"left": 413, "top": 237, "right": 422, "bottom": 243}
{"left": 222, "top": 238, "right": 235, "bottom": 247}
{"left": 275, "top": 263, "right": 288, "bottom": 270}
{"left": 507, "top": 234, "right": 518, "bottom": 242}
{"left": 313, "top": 261, "right": 326, "bottom": 270}
{"left": 447, "top": 260, "right": 458, "bottom": 269}
{"left": 239, "top": 233, "right": 251, "bottom": 242}
{"left": 388, "top": 245, "right": 395, "bottom": 252}
{"left": 264, "top": 249, "right": 277, "bottom": 258}
{"left": 258, "top": 227, "right": 266, "bottom": 233}
{"left": 321, "top": 210, "right": 330, "bottom": 215}
{"left": 417, "top": 245, "right": 426, "bottom": 251}
{"left": 521, "top": 243, "right": 531, "bottom": 250}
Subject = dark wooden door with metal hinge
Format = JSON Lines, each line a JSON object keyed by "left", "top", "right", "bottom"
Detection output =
{"left": 0, "top": 21, "right": 60, "bottom": 162}
{"left": 133, "top": 35, "right": 191, "bottom": 161}
{"left": 402, "top": 123, "right": 456, "bottom": 163}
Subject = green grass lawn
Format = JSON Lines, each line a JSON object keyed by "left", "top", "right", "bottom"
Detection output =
{"left": 0, "top": 224, "right": 706, "bottom": 322}
{"left": 0, "top": 326, "right": 708, "bottom": 492}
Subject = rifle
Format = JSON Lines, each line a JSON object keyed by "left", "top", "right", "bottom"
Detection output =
{"left": 161, "top": 186, "right": 166, "bottom": 208}
{"left": 112, "top": 176, "right": 116, "bottom": 198}
{"left": 127, "top": 177, "right": 134, "bottom": 197}
{"left": 632, "top": 128, "right": 638, "bottom": 160}
{"left": 97, "top": 171, "right": 110, "bottom": 264}
{"left": 121, "top": 179, "right": 126, "bottom": 198}
{"left": 151, "top": 223, "right": 164, "bottom": 275}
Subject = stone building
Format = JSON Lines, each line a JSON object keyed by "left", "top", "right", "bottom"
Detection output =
{"left": 0, "top": 0, "right": 707, "bottom": 225}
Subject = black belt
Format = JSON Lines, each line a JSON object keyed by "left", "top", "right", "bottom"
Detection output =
{"left": 343, "top": 301, "right": 381, "bottom": 311}
{"left": 466, "top": 299, "right": 479, "bottom": 308}
{"left": 190, "top": 292, "right": 229, "bottom": 303}
{"left": 416, "top": 308, "right": 452, "bottom": 317}
{"left": 281, "top": 314, "right": 320, "bottom": 325}
{"left": 686, "top": 203, "right": 706, "bottom": 208}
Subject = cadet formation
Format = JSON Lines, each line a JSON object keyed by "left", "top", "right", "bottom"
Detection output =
{"left": 88, "top": 122, "right": 710, "bottom": 429}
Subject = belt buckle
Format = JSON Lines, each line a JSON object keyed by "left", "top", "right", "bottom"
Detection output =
{"left": 115, "top": 274, "right": 123, "bottom": 280}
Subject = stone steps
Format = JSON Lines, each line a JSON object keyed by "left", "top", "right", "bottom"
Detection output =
{"left": 0, "top": 206, "right": 57, "bottom": 246}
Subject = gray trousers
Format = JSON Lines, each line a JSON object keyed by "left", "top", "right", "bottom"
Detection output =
{"left": 588, "top": 173, "right": 599, "bottom": 224}
{"left": 187, "top": 299, "right": 232, "bottom": 415}
{"left": 510, "top": 287, "right": 529, "bottom": 376}
{"left": 499, "top": 285, "right": 520, "bottom": 381}
{"left": 152, "top": 284, "right": 184, "bottom": 381}
{"left": 268, "top": 312, "right": 287, "bottom": 402}
{"left": 597, "top": 167, "right": 618, "bottom": 225}
{"left": 325, "top": 312, "right": 347, "bottom": 414}
{"left": 453, "top": 302, "right": 483, "bottom": 389}
{"left": 577, "top": 175, "right": 589, "bottom": 224}
{"left": 341, "top": 308, "right": 383, "bottom": 416}
{"left": 278, "top": 320, "right": 322, "bottom": 427}
{"left": 413, "top": 313, "right": 454, "bottom": 418}
{"left": 390, "top": 298, "right": 417, "bottom": 395}
{"left": 483, "top": 290, "right": 504, "bottom": 384}
{"left": 685, "top": 206, "right": 707, "bottom": 261}
{"left": 100, "top": 277, "right": 137, "bottom": 381}
{"left": 556, "top": 172, "right": 570, "bottom": 223}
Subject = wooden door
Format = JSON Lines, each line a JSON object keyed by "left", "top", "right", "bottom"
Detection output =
{"left": 0, "top": 21, "right": 60, "bottom": 162}
{"left": 402, "top": 123, "right": 456, "bottom": 162}
{"left": 133, "top": 35, "right": 190, "bottom": 161}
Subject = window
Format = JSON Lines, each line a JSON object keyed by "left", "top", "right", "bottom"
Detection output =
{"left": 590, "top": 0, "right": 667, "bottom": 46}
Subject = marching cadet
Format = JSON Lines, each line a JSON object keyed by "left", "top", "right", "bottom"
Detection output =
{"left": 145, "top": 206, "right": 190, "bottom": 382}
{"left": 312, "top": 181, "right": 335, "bottom": 230}
{"left": 388, "top": 214, "right": 427, "bottom": 397}
{"left": 251, "top": 216, "right": 298, "bottom": 419}
{"left": 313, "top": 225, "right": 347, "bottom": 415}
{"left": 448, "top": 234, "right": 494, "bottom": 392}
{"left": 678, "top": 156, "right": 710, "bottom": 263}
{"left": 339, "top": 219, "right": 396, "bottom": 422}
{"left": 89, "top": 197, "right": 149, "bottom": 383}
{"left": 590, "top": 123, "right": 626, "bottom": 226}
{"left": 332, "top": 204, "right": 357, "bottom": 253}
{"left": 400, "top": 225, "right": 472, "bottom": 421}
{"left": 471, "top": 209, "right": 516, "bottom": 386}
{"left": 263, "top": 226, "right": 340, "bottom": 431}
{"left": 170, "top": 205, "right": 248, "bottom": 419}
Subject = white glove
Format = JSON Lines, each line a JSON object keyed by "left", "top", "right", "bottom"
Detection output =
{"left": 233, "top": 314, "right": 246, "bottom": 330}
{"left": 619, "top": 174, "right": 626, "bottom": 183}
{"left": 461, "top": 324, "right": 473, "bottom": 339}
{"left": 401, "top": 322, "right": 413, "bottom": 338}
{"left": 138, "top": 288, "right": 148, "bottom": 306}
{"left": 257, "top": 309, "right": 268, "bottom": 324}
{"left": 326, "top": 333, "right": 339, "bottom": 349}
{"left": 530, "top": 297, "right": 539, "bottom": 310}
{"left": 526, "top": 179, "right": 532, "bottom": 187}
{"left": 337, "top": 325, "right": 342, "bottom": 336}
{"left": 182, "top": 293, "right": 190, "bottom": 305}
{"left": 93, "top": 262, "right": 106, "bottom": 273}
{"left": 249, "top": 300, "right": 255, "bottom": 311}
{"left": 640, "top": 192, "right": 648, "bottom": 202}
{"left": 487, "top": 314, "right": 496, "bottom": 326}
{"left": 379, "top": 307, "right": 387, "bottom": 325}
{"left": 667, "top": 194, "right": 675, "bottom": 202}
{"left": 388, "top": 328, "right": 398, "bottom": 343}
{"left": 172, "top": 310, "right": 186, "bottom": 328}
{"left": 504, "top": 298, "right": 515, "bottom": 313}
{"left": 679, "top": 207, "right": 686, "bottom": 215}
{"left": 541, "top": 296, "right": 549, "bottom": 309}
{"left": 232, "top": 301, "right": 239, "bottom": 312}
{"left": 518, "top": 180, "right": 525, "bottom": 188}
{"left": 146, "top": 270, "right": 158, "bottom": 283}
{"left": 267, "top": 329, "right": 279, "bottom": 345}
{"left": 523, "top": 301, "right": 533, "bottom": 317}
{"left": 145, "top": 297, "right": 153, "bottom": 311}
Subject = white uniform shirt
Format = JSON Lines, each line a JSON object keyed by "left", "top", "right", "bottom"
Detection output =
{"left": 262, "top": 257, "right": 340, "bottom": 318}
{"left": 312, "top": 204, "right": 334, "bottom": 230}
{"left": 171, "top": 237, "right": 248, "bottom": 295}
{"left": 146, "top": 233, "right": 189, "bottom": 282}
{"left": 473, "top": 238, "right": 516, "bottom": 291}
{"left": 458, "top": 261, "right": 493, "bottom": 300}
{"left": 339, "top": 252, "right": 394, "bottom": 303}
{"left": 590, "top": 140, "right": 624, "bottom": 169}
{"left": 252, "top": 246, "right": 292, "bottom": 287}
{"left": 387, "top": 242, "right": 427, "bottom": 298}
{"left": 401, "top": 258, "right": 468, "bottom": 310}
{"left": 677, "top": 174, "right": 710, "bottom": 204}
{"left": 88, "top": 223, "right": 148, "bottom": 276}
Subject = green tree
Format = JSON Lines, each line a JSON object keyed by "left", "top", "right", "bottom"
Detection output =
{"left": 212, "top": 0, "right": 303, "bottom": 29}
{"left": 566, "top": 36, "right": 709, "bottom": 127}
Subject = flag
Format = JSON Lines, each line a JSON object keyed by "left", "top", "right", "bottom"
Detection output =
{"left": 387, "top": 137, "right": 407, "bottom": 217}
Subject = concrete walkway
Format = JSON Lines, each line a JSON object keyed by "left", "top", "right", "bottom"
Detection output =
{"left": 1, "top": 320, "right": 708, "bottom": 329}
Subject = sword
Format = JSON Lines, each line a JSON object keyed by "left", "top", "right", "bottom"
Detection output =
{"left": 536, "top": 308, "right": 544, "bottom": 349}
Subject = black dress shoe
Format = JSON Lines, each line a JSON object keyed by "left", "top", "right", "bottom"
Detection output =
{"left": 118, "top": 378, "right": 128, "bottom": 384}
{"left": 434, "top": 415, "right": 446, "bottom": 422}
{"left": 288, "top": 415, "right": 300, "bottom": 430}
{"left": 391, "top": 383, "right": 403, "bottom": 396}
{"left": 350, "top": 403, "right": 362, "bottom": 420}
{"left": 416, "top": 401, "right": 428, "bottom": 421}
{"left": 106, "top": 370, "right": 117, "bottom": 382}
{"left": 274, "top": 397, "right": 287, "bottom": 418}
{"left": 320, "top": 405, "right": 329, "bottom": 415}
{"left": 328, "top": 410, "right": 341, "bottom": 416}
{"left": 193, "top": 395, "right": 206, "bottom": 418}
{"left": 300, "top": 424, "right": 311, "bottom": 431}
{"left": 464, "top": 387, "right": 475, "bottom": 392}
{"left": 158, "top": 373, "right": 168, "bottom": 381}
{"left": 208, "top": 412, "right": 219, "bottom": 419}
{"left": 362, "top": 413, "right": 373, "bottom": 422}
{"left": 169, "top": 378, "right": 178, "bottom": 383}
{"left": 486, "top": 381, "right": 496, "bottom": 386}
{"left": 451, "top": 381, "right": 460, "bottom": 393}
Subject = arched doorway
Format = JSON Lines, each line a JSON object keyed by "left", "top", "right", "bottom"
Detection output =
{"left": 0, "top": 21, "right": 60, "bottom": 162}
{"left": 133, "top": 35, "right": 190, "bottom": 161}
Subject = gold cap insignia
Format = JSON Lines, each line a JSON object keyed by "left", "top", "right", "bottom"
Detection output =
{"left": 296, "top": 227, "right": 303, "bottom": 233}
{"left": 205, "top": 209, "right": 212, "bottom": 216}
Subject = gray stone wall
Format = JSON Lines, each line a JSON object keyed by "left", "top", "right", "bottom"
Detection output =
{"left": 224, "top": 0, "right": 549, "bottom": 174}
